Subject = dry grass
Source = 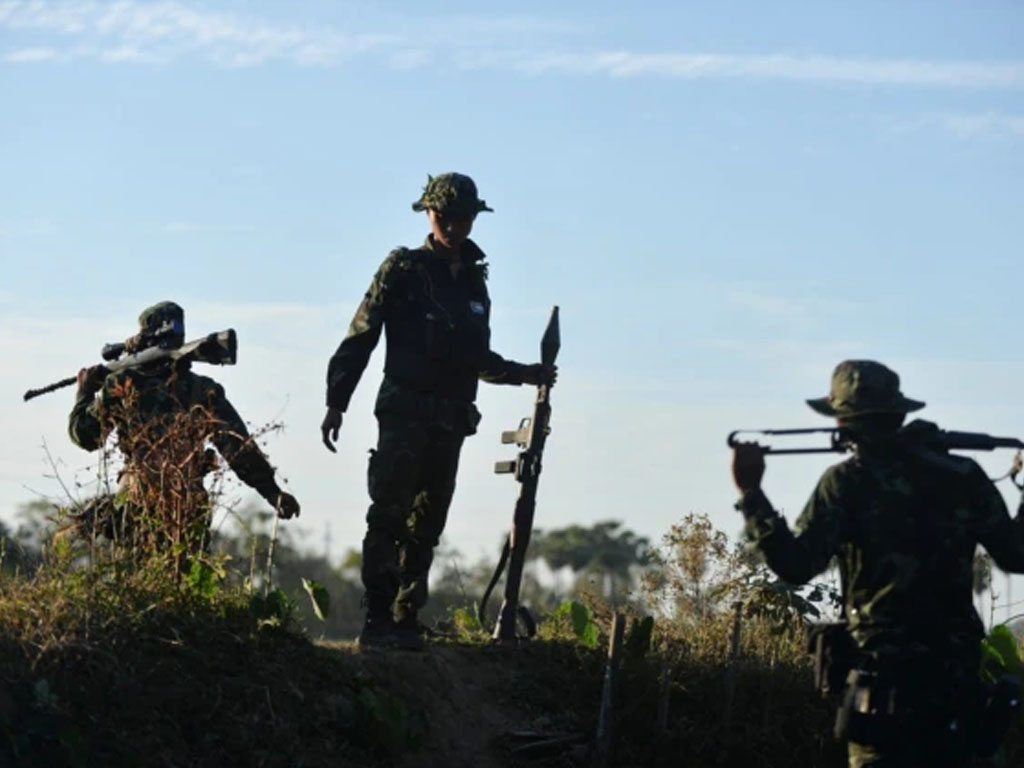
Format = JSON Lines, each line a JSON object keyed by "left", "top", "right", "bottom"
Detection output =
{"left": 0, "top": 551, "right": 396, "bottom": 767}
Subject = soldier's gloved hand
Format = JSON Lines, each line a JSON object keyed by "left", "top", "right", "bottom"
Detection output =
{"left": 731, "top": 442, "right": 766, "bottom": 493}
{"left": 275, "top": 492, "right": 300, "bottom": 520}
{"left": 522, "top": 363, "right": 558, "bottom": 387}
{"left": 76, "top": 365, "right": 108, "bottom": 397}
{"left": 321, "top": 407, "right": 343, "bottom": 453}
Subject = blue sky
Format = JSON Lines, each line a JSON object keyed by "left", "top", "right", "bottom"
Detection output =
{"left": 2, "top": 1, "right": 1024, "bottom": 619}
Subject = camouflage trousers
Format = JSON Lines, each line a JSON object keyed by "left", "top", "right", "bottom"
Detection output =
{"left": 361, "top": 412, "right": 466, "bottom": 622}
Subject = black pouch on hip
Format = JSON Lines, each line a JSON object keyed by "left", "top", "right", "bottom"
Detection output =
{"left": 834, "top": 669, "right": 900, "bottom": 747}
{"left": 807, "top": 622, "right": 858, "bottom": 697}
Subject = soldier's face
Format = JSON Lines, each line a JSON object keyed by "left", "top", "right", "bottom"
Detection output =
{"left": 428, "top": 209, "right": 475, "bottom": 251}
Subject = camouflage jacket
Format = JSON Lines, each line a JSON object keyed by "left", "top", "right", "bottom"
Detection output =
{"left": 738, "top": 439, "right": 1024, "bottom": 652}
{"left": 326, "top": 236, "right": 529, "bottom": 412}
{"left": 68, "top": 362, "right": 281, "bottom": 503}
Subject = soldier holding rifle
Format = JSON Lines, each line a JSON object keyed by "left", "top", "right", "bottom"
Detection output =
{"left": 67, "top": 302, "right": 299, "bottom": 551}
{"left": 731, "top": 360, "right": 1024, "bottom": 767}
{"left": 322, "top": 173, "right": 555, "bottom": 650}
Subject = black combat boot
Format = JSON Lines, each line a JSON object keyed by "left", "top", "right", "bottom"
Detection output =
{"left": 357, "top": 613, "right": 399, "bottom": 649}
{"left": 357, "top": 592, "right": 402, "bottom": 649}
{"left": 391, "top": 611, "right": 427, "bottom": 651}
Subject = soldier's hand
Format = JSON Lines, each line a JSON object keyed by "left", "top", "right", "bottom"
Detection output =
{"left": 731, "top": 442, "right": 766, "bottom": 493}
{"left": 523, "top": 363, "right": 558, "bottom": 387}
{"left": 321, "top": 407, "right": 343, "bottom": 453}
{"left": 275, "top": 492, "right": 300, "bottom": 520}
{"left": 76, "top": 365, "right": 108, "bottom": 397}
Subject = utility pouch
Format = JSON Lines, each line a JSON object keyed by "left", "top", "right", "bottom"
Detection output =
{"left": 457, "top": 402, "right": 482, "bottom": 436}
{"left": 834, "top": 669, "right": 899, "bottom": 747}
{"left": 807, "top": 622, "right": 858, "bottom": 697}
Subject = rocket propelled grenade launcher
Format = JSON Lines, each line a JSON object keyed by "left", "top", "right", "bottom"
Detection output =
{"left": 727, "top": 424, "right": 1024, "bottom": 455}
{"left": 481, "top": 306, "right": 560, "bottom": 644}
{"left": 23, "top": 330, "right": 238, "bottom": 402}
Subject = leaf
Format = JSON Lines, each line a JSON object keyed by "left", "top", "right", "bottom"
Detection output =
{"left": 250, "top": 587, "right": 293, "bottom": 628}
{"left": 980, "top": 641, "right": 1007, "bottom": 684}
{"left": 302, "top": 578, "right": 330, "bottom": 621}
{"left": 578, "top": 621, "right": 599, "bottom": 650}
{"left": 185, "top": 561, "right": 218, "bottom": 600}
{"left": 569, "top": 601, "right": 591, "bottom": 638}
{"left": 569, "top": 601, "right": 599, "bottom": 649}
{"left": 985, "top": 625, "right": 1023, "bottom": 675}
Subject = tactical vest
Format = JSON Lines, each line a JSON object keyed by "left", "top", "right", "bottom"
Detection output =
{"left": 379, "top": 246, "right": 493, "bottom": 405}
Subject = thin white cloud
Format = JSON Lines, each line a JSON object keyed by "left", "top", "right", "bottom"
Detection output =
{"left": 516, "top": 51, "right": 1024, "bottom": 90}
{"left": 2, "top": 1, "right": 1023, "bottom": 91}
{"left": 3, "top": 45, "right": 58, "bottom": 61}
{"left": 2, "top": 0, "right": 399, "bottom": 67}
{"left": 98, "top": 45, "right": 156, "bottom": 63}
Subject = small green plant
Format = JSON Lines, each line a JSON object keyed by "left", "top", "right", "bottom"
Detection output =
{"left": 249, "top": 587, "right": 293, "bottom": 629}
{"left": 301, "top": 578, "right": 330, "bottom": 621}
{"left": 450, "top": 606, "right": 484, "bottom": 638}
{"left": 552, "top": 599, "right": 600, "bottom": 649}
{"left": 185, "top": 560, "right": 223, "bottom": 600}
{"left": 981, "top": 624, "right": 1024, "bottom": 683}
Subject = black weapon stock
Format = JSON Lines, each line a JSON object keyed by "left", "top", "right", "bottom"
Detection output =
{"left": 480, "top": 306, "right": 560, "bottom": 644}
{"left": 727, "top": 424, "right": 1024, "bottom": 455}
{"left": 23, "top": 330, "right": 238, "bottom": 402}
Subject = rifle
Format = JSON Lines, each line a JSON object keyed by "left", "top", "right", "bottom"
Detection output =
{"left": 479, "top": 306, "right": 560, "bottom": 644}
{"left": 23, "top": 330, "right": 238, "bottom": 402}
{"left": 727, "top": 421, "right": 1024, "bottom": 455}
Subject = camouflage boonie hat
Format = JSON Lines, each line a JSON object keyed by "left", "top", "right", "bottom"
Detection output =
{"left": 411, "top": 173, "right": 493, "bottom": 216}
{"left": 807, "top": 360, "right": 925, "bottom": 418}
{"left": 138, "top": 301, "right": 185, "bottom": 339}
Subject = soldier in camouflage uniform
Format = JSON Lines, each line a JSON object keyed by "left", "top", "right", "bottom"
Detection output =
{"left": 69, "top": 302, "right": 298, "bottom": 552}
{"left": 322, "top": 173, "right": 555, "bottom": 649}
{"left": 731, "top": 360, "right": 1024, "bottom": 767}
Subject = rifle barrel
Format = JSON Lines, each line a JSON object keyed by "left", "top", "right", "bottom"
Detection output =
{"left": 727, "top": 428, "right": 845, "bottom": 454}
{"left": 23, "top": 376, "right": 78, "bottom": 402}
{"left": 21, "top": 329, "right": 236, "bottom": 404}
{"left": 940, "top": 431, "right": 1024, "bottom": 451}
{"left": 728, "top": 426, "right": 1024, "bottom": 455}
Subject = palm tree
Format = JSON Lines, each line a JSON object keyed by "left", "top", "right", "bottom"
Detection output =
{"left": 529, "top": 520, "right": 649, "bottom": 604}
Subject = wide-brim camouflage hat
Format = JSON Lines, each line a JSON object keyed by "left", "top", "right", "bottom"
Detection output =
{"left": 411, "top": 172, "right": 493, "bottom": 216}
{"left": 807, "top": 360, "right": 925, "bottom": 418}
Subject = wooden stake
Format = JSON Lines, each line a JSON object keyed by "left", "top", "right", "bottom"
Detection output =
{"left": 721, "top": 602, "right": 743, "bottom": 754}
{"left": 595, "top": 613, "right": 626, "bottom": 768}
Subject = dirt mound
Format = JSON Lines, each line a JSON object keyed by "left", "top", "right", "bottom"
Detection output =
{"left": 324, "top": 640, "right": 598, "bottom": 768}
